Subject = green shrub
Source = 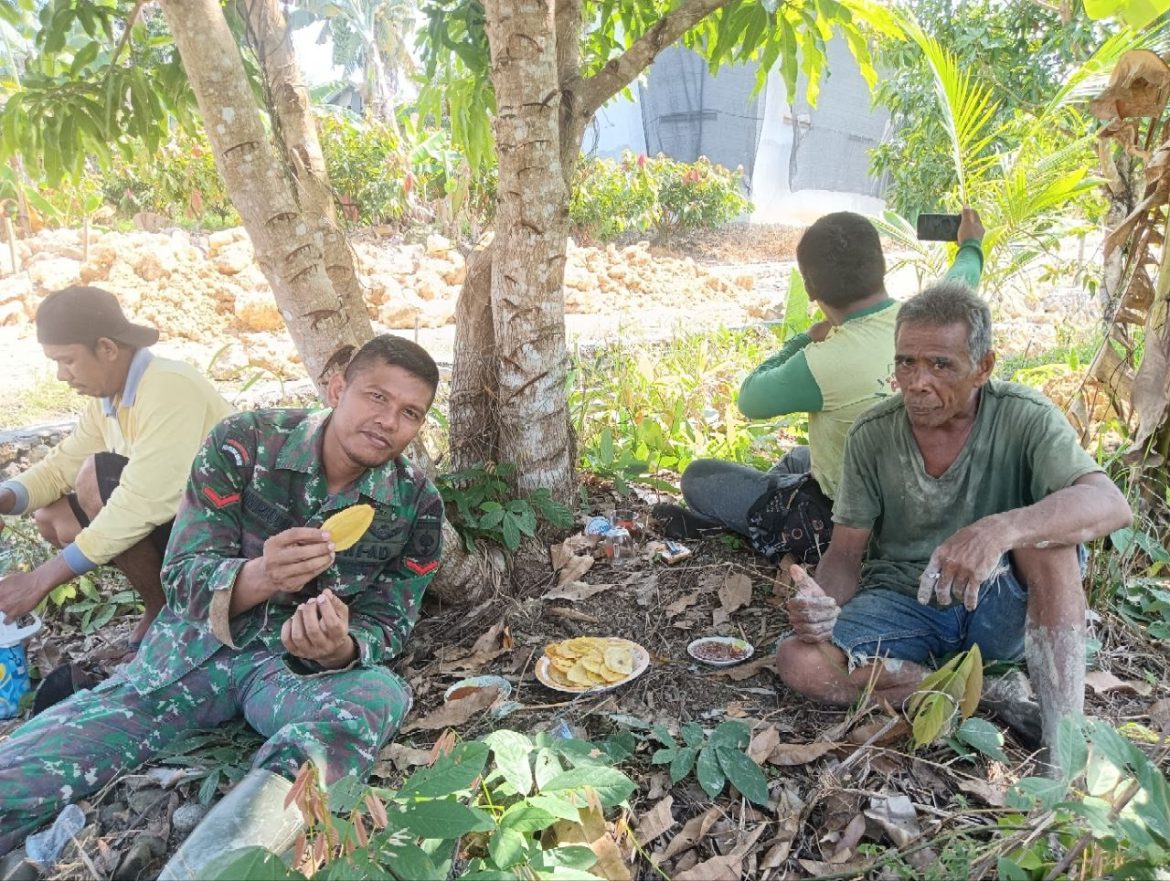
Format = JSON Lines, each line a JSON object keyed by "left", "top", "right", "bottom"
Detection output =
{"left": 570, "top": 151, "right": 750, "bottom": 242}
{"left": 101, "top": 131, "right": 236, "bottom": 225}
{"left": 318, "top": 115, "right": 410, "bottom": 225}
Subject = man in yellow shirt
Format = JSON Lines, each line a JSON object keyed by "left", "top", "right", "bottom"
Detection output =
{"left": 0, "top": 286, "right": 233, "bottom": 650}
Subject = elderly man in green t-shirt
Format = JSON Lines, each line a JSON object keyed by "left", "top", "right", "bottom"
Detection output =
{"left": 775, "top": 282, "right": 1132, "bottom": 769}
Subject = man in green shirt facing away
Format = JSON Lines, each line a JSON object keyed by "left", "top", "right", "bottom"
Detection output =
{"left": 653, "top": 209, "right": 984, "bottom": 565}
{"left": 777, "top": 283, "right": 1131, "bottom": 769}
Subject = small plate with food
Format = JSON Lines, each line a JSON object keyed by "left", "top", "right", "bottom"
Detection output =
{"left": 687, "top": 636, "right": 754, "bottom": 667}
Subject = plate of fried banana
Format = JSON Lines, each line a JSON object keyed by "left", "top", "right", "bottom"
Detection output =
{"left": 535, "top": 636, "right": 650, "bottom": 693}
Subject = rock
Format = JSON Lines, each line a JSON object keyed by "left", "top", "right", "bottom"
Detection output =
{"left": 733, "top": 273, "right": 755, "bottom": 290}
{"left": 127, "top": 788, "right": 167, "bottom": 815}
{"left": 171, "top": 802, "right": 210, "bottom": 835}
{"left": 414, "top": 270, "right": 446, "bottom": 302}
{"left": 133, "top": 249, "right": 177, "bottom": 282}
{"left": 418, "top": 300, "right": 455, "bottom": 327}
{"left": 113, "top": 835, "right": 166, "bottom": 880}
{"left": 207, "top": 227, "right": 245, "bottom": 256}
{"left": 26, "top": 256, "right": 80, "bottom": 291}
{"left": 0, "top": 301, "right": 24, "bottom": 327}
{"left": 379, "top": 298, "right": 422, "bottom": 330}
{"left": 441, "top": 261, "right": 466, "bottom": 286}
{"left": 213, "top": 242, "right": 253, "bottom": 276}
{"left": 236, "top": 293, "right": 284, "bottom": 333}
{"left": 425, "top": 233, "right": 452, "bottom": 255}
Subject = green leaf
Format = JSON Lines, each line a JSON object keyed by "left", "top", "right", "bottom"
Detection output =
{"left": 204, "top": 846, "right": 307, "bottom": 880}
{"left": 525, "top": 793, "right": 582, "bottom": 823}
{"left": 708, "top": 720, "right": 750, "bottom": 750}
{"left": 397, "top": 741, "right": 489, "bottom": 799}
{"left": 541, "top": 766, "right": 636, "bottom": 808}
{"left": 533, "top": 748, "right": 562, "bottom": 790}
{"left": 542, "top": 846, "right": 597, "bottom": 870}
{"left": 669, "top": 747, "right": 697, "bottom": 784}
{"left": 328, "top": 774, "right": 368, "bottom": 814}
{"left": 488, "top": 827, "right": 530, "bottom": 869}
{"left": 393, "top": 798, "right": 494, "bottom": 839}
{"left": 715, "top": 746, "right": 770, "bottom": 806}
{"left": 680, "top": 721, "right": 705, "bottom": 748}
{"left": 499, "top": 801, "right": 557, "bottom": 834}
{"left": 695, "top": 745, "right": 726, "bottom": 799}
{"left": 369, "top": 836, "right": 441, "bottom": 880}
{"left": 652, "top": 724, "right": 678, "bottom": 749}
{"left": 955, "top": 718, "right": 1009, "bottom": 763}
{"left": 485, "top": 729, "right": 534, "bottom": 796}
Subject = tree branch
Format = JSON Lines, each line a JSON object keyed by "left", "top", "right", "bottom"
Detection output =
{"left": 578, "top": 0, "right": 733, "bottom": 118}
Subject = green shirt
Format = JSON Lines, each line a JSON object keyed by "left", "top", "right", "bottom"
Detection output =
{"left": 833, "top": 380, "right": 1102, "bottom": 597}
{"left": 126, "top": 408, "right": 443, "bottom": 694}
{"left": 738, "top": 240, "right": 984, "bottom": 499}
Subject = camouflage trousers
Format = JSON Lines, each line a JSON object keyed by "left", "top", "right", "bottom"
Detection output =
{"left": 0, "top": 645, "right": 411, "bottom": 856}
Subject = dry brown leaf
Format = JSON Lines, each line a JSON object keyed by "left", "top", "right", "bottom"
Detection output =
{"left": 590, "top": 833, "right": 633, "bottom": 881}
{"left": 956, "top": 777, "right": 1006, "bottom": 807}
{"left": 402, "top": 687, "right": 498, "bottom": 732}
{"left": 373, "top": 742, "right": 432, "bottom": 775}
{"left": 1085, "top": 670, "right": 1153, "bottom": 697}
{"left": 748, "top": 725, "right": 781, "bottom": 763}
{"left": 550, "top": 540, "right": 575, "bottom": 572}
{"left": 556, "top": 553, "right": 595, "bottom": 586}
{"left": 544, "top": 580, "right": 612, "bottom": 602}
{"left": 800, "top": 858, "right": 871, "bottom": 876}
{"left": 547, "top": 606, "right": 600, "bottom": 624}
{"left": 439, "top": 621, "right": 513, "bottom": 672}
{"left": 718, "top": 573, "right": 753, "bottom": 614}
{"left": 1149, "top": 697, "right": 1170, "bottom": 733}
{"left": 657, "top": 806, "right": 720, "bottom": 863}
{"left": 767, "top": 740, "right": 837, "bottom": 766}
{"left": 711, "top": 608, "right": 730, "bottom": 627}
{"left": 713, "top": 655, "right": 774, "bottom": 681}
{"left": 674, "top": 852, "right": 742, "bottom": 881}
{"left": 664, "top": 590, "right": 701, "bottom": 617}
{"left": 864, "top": 794, "right": 921, "bottom": 848}
{"left": 829, "top": 813, "right": 867, "bottom": 863}
{"left": 848, "top": 716, "right": 911, "bottom": 746}
{"left": 635, "top": 795, "right": 675, "bottom": 846}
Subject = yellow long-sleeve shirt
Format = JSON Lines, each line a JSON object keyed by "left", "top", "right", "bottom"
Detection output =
{"left": 2, "top": 349, "right": 233, "bottom": 573}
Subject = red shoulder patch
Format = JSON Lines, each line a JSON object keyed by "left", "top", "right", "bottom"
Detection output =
{"left": 203, "top": 487, "right": 241, "bottom": 508}
{"left": 404, "top": 558, "right": 439, "bottom": 576}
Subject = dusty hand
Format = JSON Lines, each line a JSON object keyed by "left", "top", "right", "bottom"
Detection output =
{"left": 0, "top": 570, "right": 48, "bottom": 624}
{"left": 786, "top": 564, "right": 839, "bottom": 644}
{"left": 280, "top": 589, "right": 354, "bottom": 666}
{"left": 806, "top": 320, "right": 833, "bottom": 343}
{"left": 917, "top": 519, "right": 1008, "bottom": 611}
{"left": 957, "top": 206, "right": 984, "bottom": 243}
{"left": 260, "top": 527, "right": 335, "bottom": 595}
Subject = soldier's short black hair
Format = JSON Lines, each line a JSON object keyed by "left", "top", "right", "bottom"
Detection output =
{"left": 795, "top": 212, "right": 886, "bottom": 309}
{"left": 345, "top": 335, "right": 440, "bottom": 397}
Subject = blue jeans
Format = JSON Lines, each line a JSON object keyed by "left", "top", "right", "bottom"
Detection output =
{"left": 832, "top": 549, "right": 1086, "bottom": 669}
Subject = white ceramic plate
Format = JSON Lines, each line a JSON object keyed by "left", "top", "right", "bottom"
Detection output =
{"left": 534, "top": 638, "right": 651, "bottom": 694}
{"left": 687, "top": 636, "right": 754, "bottom": 667}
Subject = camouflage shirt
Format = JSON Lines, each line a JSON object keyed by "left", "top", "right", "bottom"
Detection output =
{"left": 126, "top": 408, "right": 443, "bottom": 694}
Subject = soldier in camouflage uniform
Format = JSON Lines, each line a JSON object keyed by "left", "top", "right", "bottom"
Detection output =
{"left": 0, "top": 335, "right": 444, "bottom": 870}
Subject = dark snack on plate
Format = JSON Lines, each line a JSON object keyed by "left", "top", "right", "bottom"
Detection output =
{"left": 691, "top": 640, "right": 751, "bottom": 662}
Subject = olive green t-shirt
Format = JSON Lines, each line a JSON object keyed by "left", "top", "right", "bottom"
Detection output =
{"left": 833, "top": 380, "right": 1102, "bottom": 597}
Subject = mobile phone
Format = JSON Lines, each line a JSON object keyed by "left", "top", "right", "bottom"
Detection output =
{"left": 916, "top": 213, "right": 961, "bottom": 242}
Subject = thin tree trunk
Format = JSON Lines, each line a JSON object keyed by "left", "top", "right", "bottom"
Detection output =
{"left": 159, "top": 0, "right": 370, "bottom": 392}
{"left": 242, "top": 0, "right": 372, "bottom": 333}
{"left": 449, "top": 241, "right": 500, "bottom": 470}
{"left": 483, "top": 0, "right": 574, "bottom": 502}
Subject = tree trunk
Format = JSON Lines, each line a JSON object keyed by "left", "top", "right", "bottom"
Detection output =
{"left": 449, "top": 240, "right": 500, "bottom": 470}
{"left": 242, "top": 0, "right": 372, "bottom": 334}
{"left": 158, "top": 0, "right": 371, "bottom": 392}
{"left": 481, "top": 0, "right": 573, "bottom": 502}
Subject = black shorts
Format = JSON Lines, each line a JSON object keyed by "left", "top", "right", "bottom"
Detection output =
{"left": 66, "top": 452, "right": 174, "bottom": 557}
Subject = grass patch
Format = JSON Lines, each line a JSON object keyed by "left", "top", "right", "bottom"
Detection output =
{"left": 0, "top": 371, "right": 83, "bottom": 427}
